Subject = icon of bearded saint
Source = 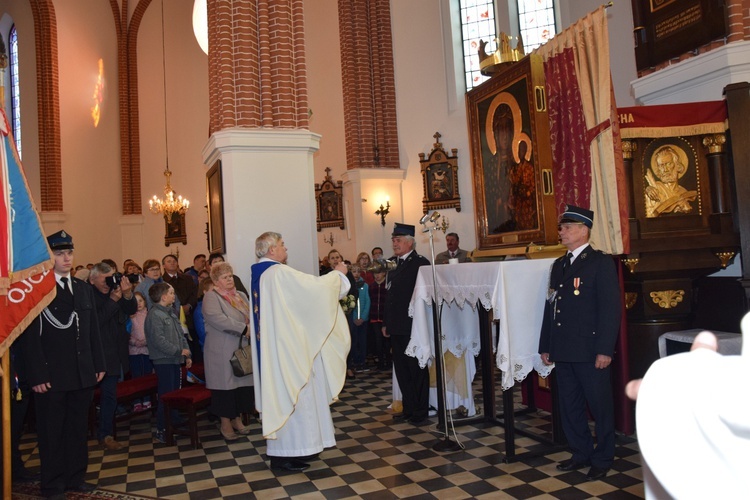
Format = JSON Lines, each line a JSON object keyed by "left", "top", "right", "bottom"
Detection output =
{"left": 644, "top": 145, "right": 698, "bottom": 218}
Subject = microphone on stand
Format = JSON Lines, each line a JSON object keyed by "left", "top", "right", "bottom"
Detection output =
{"left": 420, "top": 211, "right": 441, "bottom": 232}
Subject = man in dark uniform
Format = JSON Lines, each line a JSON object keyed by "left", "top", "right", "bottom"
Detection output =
{"left": 538, "top": 205, "right": 622, "bottom": 481}
{"left": 17, "top": 230, "right": 105, "bottom": 499}
{"left": 382, "top": 223, "right": 430, "bottom": 425}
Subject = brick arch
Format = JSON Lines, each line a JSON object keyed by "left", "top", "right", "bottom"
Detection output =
{"left": 29, "top": 0, "right": 62, "bottom": 212}
{"left": 109, "top": 0, "right": 152, "bottom": 215}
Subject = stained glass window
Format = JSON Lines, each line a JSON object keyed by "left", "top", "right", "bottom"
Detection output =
{"left": 9, "top": 25, "right": 21, "bottom": 158}
{"left": 460, "top": 0, "right": 496, "bottom": 91}
{"left": 517, "top": 0, "right": 557, "bottom": 51}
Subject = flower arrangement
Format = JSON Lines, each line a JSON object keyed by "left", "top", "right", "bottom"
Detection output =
{"left": 339, "top": 294, "right": 356, "bottom": 314}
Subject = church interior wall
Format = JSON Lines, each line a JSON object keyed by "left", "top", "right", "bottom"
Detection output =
{"left": 54, "top": 1, "right": 123, "bottom": 266}
{"left": 0, "top": 0, "right": 701, "bottom": 270}
{"left": 134, "top": 1, "right": 210, "bottom": 268}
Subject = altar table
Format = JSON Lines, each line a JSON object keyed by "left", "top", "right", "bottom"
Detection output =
{"left": 407, "top": 259, "right": 555, "bottom": 390}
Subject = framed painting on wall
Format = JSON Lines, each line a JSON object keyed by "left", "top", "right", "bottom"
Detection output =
{"left": 164, "top": 213, "right": 187, "bottom": 246}
{"left": 420, "top": 131, "right": 461, "bottom": 214}
{"left": 206, "top": 160, "right": 226, "bottom": 254}
{"left": 466, "top": 54, "right": 557, "bottom": 252}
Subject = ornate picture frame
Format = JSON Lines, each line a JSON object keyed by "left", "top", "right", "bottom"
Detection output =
{"left": 315, "top": 167, "right": 345, "bottom": 231}
{"left": 206, "top": 160, "right": 226, "bottom": 254}
{"left": 466, "top": 55, "right": 557, "bottom": 252}
{"left": 420, "top": 132, "right": 461, "bottom": 213}
{"left": 164, "top": 213, "right": 187, "bottom": 246}
{"left": 641, "top": 138, "right": 701, "bottom": 219}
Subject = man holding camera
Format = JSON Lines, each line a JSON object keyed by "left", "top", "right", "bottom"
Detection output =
{"left": 89, "top": 262, "right": 137, "bottom": 450}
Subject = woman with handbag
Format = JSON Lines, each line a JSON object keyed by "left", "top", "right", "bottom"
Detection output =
{"left": 202, "top": 262, "right": 254, "bottom": 441}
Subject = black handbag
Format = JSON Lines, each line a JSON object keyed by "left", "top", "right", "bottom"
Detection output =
{"left": 229, "top": 335, "right": 253, "bottom": 377}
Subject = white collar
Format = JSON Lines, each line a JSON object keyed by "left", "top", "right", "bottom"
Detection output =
{"left": 567, "top": 243, "right": 590, "bottom": 263}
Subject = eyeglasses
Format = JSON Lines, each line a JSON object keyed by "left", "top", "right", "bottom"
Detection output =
{"left": 147, "top": 267, "right": 161, "bottom": 272}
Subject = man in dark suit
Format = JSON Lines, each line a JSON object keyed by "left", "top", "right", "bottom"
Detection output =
{"left": 382, "top": 223, "right": 430, "bottom": 425}
{"left": 162, "top": 254, "right": 200, "bottom": 359}
{"left": 434, "top": 232, "right": 472, "bottom": 264}
{"left": 538, "top": 205, "right": 622, "bottom": 481}
{"left": 17, "top": 230, "right": 105, "bottom": 499}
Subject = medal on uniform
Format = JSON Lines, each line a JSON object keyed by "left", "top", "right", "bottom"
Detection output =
{"left": 573, "top": 277, "right": 581, "bottom": 295}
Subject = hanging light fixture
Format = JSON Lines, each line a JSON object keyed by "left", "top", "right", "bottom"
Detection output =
{"left": 149, "top": 0, "right": 189, "bottom": 224}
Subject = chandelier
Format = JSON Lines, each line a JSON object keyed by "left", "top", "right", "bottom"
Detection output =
{"left": 149, "top": 168, "right": 189, "bottom": 223}
{"left": 149, "top": 0, "right": 189, "bottom": 224}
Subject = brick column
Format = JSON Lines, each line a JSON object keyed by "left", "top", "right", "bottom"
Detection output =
{"left": 203, "top": 1, "right": 319, "bottom": 276}
{"left": 338, "top": 0, "right": 400, "bottom": 170}
{"left": 207, "top": 0, "right": 308, "bottom": 133}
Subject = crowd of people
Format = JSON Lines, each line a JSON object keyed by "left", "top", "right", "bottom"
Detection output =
{"left": 7, "top": 204, "right": 636, "bottom": 495}
{"left": 10, "top": 231, "right": 262, "bottom": 497}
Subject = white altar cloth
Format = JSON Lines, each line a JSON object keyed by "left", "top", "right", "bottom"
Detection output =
{"left": 407, "top": 259, "right": 555, "bottom": 391}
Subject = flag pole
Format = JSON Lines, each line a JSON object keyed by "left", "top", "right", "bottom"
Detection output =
{"left": 2, "top": 352, "right": 11, "bottom": 498}
{"left": 1, "top": 42, "right": 12, "bottom": 500}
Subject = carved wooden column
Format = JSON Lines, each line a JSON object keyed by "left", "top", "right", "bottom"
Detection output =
{"left": 621, "top": 139, "right": 637, "bottom": 219}
{"left": 724, "top": 82, "right": 750, "bottom": 309}
{"left": 702, "top": 133, "right": 730, "bottom": 214}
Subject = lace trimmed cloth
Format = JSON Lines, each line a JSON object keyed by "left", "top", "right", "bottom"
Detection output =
{"left": 407, "top": 259, "right": 555, "bottom": 390}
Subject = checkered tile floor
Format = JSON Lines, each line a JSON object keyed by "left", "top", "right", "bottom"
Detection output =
{"left": 18, "top": 367, "right": 644, "bottom": 499}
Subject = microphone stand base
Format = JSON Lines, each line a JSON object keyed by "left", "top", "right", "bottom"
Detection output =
{"left": 432, "top": 436, "right": 461, "bottom": 453}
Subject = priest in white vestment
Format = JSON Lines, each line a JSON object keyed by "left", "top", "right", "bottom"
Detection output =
{"left": 249, "top": 232, "right": 351, "bottom": 472}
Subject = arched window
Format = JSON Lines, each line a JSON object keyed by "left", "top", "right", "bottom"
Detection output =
{"left": 517, "top": 0, "right": 557, "bottom": 51}
{"left": 460, "top": 0, "right": 496, "bottom": 92}
{"left": 460, "top": 1, "right": 558, "bottom": 92}
{"left": 9, "top": 24, "right": 21, "bottom": 157}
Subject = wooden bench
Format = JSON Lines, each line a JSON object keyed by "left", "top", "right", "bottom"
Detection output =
{"left": 91, "top": 373, "right": 159, "bottom": 438}
{"left": 89, "top": 363, "right": 207, "bottom": 439}
{"left": 161, "top": 384, "right": 212, "bottom": 449}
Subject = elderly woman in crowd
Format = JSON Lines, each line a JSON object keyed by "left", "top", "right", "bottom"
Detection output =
{"left": 202, "top": 262, "right": 253, "bottom": 440}
{"left": 135, "top": 259, "right": 181, "bottom": 312}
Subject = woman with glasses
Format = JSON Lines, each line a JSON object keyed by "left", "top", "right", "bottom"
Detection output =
{"left": 135, "top": 259, "right": 182, "bottom": 312}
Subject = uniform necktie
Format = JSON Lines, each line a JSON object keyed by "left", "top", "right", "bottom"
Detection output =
{"left": 60, "top": 277, "right": 73, "bottom": 298}
{"left": 562, "top": 252, "right": 572, "bottom": 272}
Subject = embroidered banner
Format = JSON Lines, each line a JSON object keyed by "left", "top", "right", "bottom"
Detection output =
{"left": 618, "top": 101, "right": 728, "bottom": 139}
{"left": 0, "top": 109, "right": 55, "bottom": 362}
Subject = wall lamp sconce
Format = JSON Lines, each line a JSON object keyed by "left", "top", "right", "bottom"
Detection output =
{"left": 375, "top": 200, "right": 390, "bottom": 226}
{"left": 323, "top": 232, "right": 335, "bottom": 247}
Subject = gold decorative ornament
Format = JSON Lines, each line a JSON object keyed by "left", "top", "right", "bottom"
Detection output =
{"left": 625, "top": 292, "right": 638, "bottom": 310}
{"left": 440, "top": 217, "right": 450, "bottom": 234}
{"left": 621, "top": 140, "right": 636, "bottom": 160}
{"left": 701, "top": 133, "right": 726, "bottom": 154}
{"left": 715, "top": 251, "right": 736, "bottom": 268}
{"left": 478, "top": 32, "right": 526, "bottom": 76}
{"left": 623, "top": 258, "right": 640, "bottom": 273}
{"left": 650, "top": 290, "right": 685, "bottom": 309}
